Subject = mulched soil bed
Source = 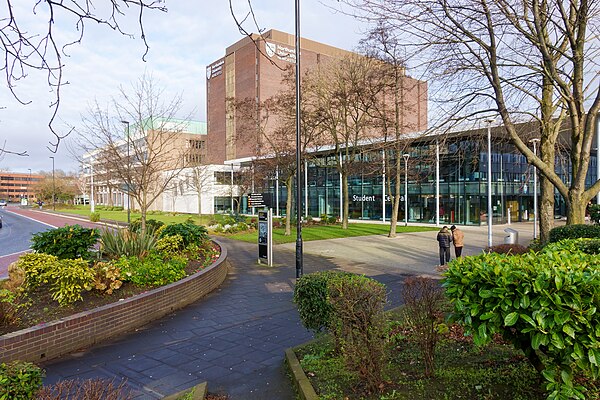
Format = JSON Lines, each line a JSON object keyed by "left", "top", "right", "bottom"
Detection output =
{"left": 1, "top": 260, "right": 206, "bottom": 336}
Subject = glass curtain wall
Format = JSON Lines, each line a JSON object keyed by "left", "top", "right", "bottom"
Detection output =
{"left": 247, "top": 135, "right": 585, "bottom": 225}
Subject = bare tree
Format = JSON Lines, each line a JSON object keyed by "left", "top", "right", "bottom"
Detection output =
{"left": 359, "top": 24, "right": 423, "bottom": 237}
{"left": 78, "top": 74, "right": 193, "bottom": 232}
{"left": 340, "top": 0, "right": 600, "bottom": 240}
{"left": 1, "top": 0, "right": 166, "bottom": 152}
{"left": 306, "top": 53, "right": 384, "bottom": 229}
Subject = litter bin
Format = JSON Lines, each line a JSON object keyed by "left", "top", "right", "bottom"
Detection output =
{"left": 504, "top": 228, "right": 518, "bottom": 245}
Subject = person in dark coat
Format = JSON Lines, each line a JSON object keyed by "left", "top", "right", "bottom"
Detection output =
{"left": 437, "top": 226, "right": 453, "bottom": 265}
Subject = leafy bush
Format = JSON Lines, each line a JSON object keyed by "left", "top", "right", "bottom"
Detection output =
{"left": 589, "top": 204, "right": 600, "bottom": 225}
{"left": 293, "top": 270, "right": 352, "bottom": 333}
{"left": 402, "top": 277, "right": 446, "bottom": 377}
{"left": 548, "top": 224, "right": 600, "bottom": 243}
{"left": 0, "top": 288, "right": 28, "bottom": 327}
{"left": 128, "top": 218, "right": 164, "bottom": 234}
{"left": 155, "top": 234, "right": 184, "bottom": 258}
{"left": 328, "top": 274, "right": 388, "bottom": 393}
{"left": 443, "top": 248, "right": 600, "bottom": 399}
{"left": 486, "top": 243, "right": 529, "bottom": 255}
{"left": 576, "top": 238, "right": 600, "bottom": 254}
{"left": 115, "top": 254, "right": 186, "bottom": 287}
{"left": 99, "top": 228, "right": 156, "bottom": 260}
{"left": 89, "top": 212, "right": 100, "bottom": 222}
{"left": 37, "top": 378, "right": 132, "bottom": 400}
{"left": 91, "top": 262, "right": 123, "bottom": 295}
{"left": 41, "top": 258, "right": 94, "bottom": 306}
{"left": 0, "top": 361, "right": 44, "bottom": 400}
{"left": 31, "top": 225, "right": 100, "bottom": 260}
{"left": 159, "top": 222, "right": 208, "bottom": 248}
{"left": 16, "top": 253, "right": 61, "bottom": 290}
{"left": 16, "top": 253, "right": 94, "bottom": 306}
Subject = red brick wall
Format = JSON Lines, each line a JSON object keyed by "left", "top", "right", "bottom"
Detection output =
{"left": 0, "top": 240, "right": 229, "bottom": 364}
{"left": 207, "top": 31, "right": 429, "bottom": 163}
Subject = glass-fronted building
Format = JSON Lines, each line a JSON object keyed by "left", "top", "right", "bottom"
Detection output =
{"left": 232, "top": 130, "right": 596, "bottom": 226}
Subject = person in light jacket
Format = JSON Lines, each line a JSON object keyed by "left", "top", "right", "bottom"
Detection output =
{"left": 450, "top": 225, "right": 464, "bottom": 258}
{"left": 436, "top": 226, "right": 453, "bottom": 266}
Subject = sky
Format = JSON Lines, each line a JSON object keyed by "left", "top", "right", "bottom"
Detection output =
{"left": 0, "top": 1, "right": 368, "bottom": 174}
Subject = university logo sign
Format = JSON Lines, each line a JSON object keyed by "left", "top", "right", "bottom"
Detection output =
{"left": 264, "top": 41, "right": 296, "bottom": 64}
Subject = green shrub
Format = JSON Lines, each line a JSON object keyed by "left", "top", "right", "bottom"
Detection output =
{"left": 159, "top": 222, "right": 208, "bottom": 248}
{"left": 16, "top": 253, "right": 60, "bottom": 290}
{"left": 328, "top": 274, "right": 387, "bottom": 393}
{"left": 40, "top": 258, "right": 94, "bottom": 306}
{"left": 31, "top": 225, "right": 100, "bottom": 260}
{"left": 115, "top": 254, "right": 186, "bottom": 287}
{"left": 293, "top": 270, "right": 352, "bottom": 333}
{"left": 0, "top": 361, "right": 44, "bottom": 400}
{"left": 16, "top": 253, "right": 94, "bottom": 306}
{"left": 155, "top": 234, "right": 184, "bottom": 257}
{"left": 548, "top": 224, "right": 600, "bottom": 243}
{"left": 128, "top": 218, "right": 164, "bottom": 234}
{"left": 89, "top": 212, "right": 100, "bottom": 222}
{"left": 589, "top": 204, "right": 600, "bottom": 225}
{"left": 99, "top": 228, "right": 156, "bottom": 260}
{"left": 0, "top": 288, "right": 28, "bottom": 327}
{"left": 443, "top": 249, "right": 600, "bottom": 399}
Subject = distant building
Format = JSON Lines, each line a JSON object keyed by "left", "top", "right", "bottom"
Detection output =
{"left": 0, "top": 171, "right": 42, "bottom": 203}
{"left": 205, "top": 29, "right": 428, "bottom": 164}
{"left": 83, "top": 118, "right": 208, "bottom": 211}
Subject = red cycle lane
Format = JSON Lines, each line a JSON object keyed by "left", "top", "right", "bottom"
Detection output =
{"left": 0, "top": 209, "right": 108, "bottom": 278}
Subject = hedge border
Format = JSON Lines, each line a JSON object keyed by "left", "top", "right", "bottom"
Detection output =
{"left": 0, "top": 239, "right": 228, "bottom": 364}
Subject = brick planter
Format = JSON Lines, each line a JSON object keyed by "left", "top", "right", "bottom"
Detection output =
{"left": 0, "top": 239, "right": 228, "bottom": 364}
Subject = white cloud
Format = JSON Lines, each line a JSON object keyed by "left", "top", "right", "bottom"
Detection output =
{"left": 0, "top": 0, "right": 368, "bottom": 173}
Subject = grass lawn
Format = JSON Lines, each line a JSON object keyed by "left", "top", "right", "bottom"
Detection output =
{"left": 226, "top": 224, "right": 438, "bottom": 244}
{"left": 54, "top": 205, "right": 217, "bottom": 225}
{"left": 54, "top": 205, "right": 438, "bottom": 244}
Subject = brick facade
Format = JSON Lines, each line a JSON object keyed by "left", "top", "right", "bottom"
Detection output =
{"left": 0, "top": 240, "right": 228, "bottom": 364}
{"left": 206, "top": 29, "right": 428, "bottom": 164}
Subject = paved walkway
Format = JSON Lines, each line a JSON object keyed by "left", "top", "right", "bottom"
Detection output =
{"left": 8, "top": 210, "right": 535, "bottom": 399}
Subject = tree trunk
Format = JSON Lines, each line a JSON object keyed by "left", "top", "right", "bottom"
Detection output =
{"left": 197, "top": 192, "right": 202, "bottom": 217}
{"left": 388, "top": 193, "right": 399, "bottom": 238}
{"left": 341, "top": 173, "right": 349, "bottom": 229}
{"left": 539, "top": 175, "right": 554, "bottom": 244}
{"left": 566, "top": 190, "right": 586, "bottom": 225}
{"left": 388, "top": 158, "right": 402, "bottom": 238}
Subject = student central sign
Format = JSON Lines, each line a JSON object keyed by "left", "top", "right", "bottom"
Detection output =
{"left": 352, "top": 195, "right": 396, "bottom": 202}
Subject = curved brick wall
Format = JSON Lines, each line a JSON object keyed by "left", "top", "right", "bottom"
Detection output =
{"left": 0, "top": 239, "right": 228, "bottom": 364}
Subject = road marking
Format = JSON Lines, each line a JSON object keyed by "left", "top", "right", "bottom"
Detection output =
{"left": 5, "top": 209, "right": 57, "bottom": 228}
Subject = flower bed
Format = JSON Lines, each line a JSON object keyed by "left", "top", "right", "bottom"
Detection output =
{"left": 0, "top": 239, "right": 228, "bottom": 364}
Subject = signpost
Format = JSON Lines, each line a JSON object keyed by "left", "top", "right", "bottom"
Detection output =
{"left": 258, "top": 209, "right": 273, "bottom": 266}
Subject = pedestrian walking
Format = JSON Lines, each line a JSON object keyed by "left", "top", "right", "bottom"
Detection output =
{"left": 437, "top": 226, "right": 453, "bottom": 266}
{"left": 450, "top": 225, "right": 464, "bottom": 258}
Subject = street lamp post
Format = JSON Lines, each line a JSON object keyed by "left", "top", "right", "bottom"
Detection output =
{"left": 294, "top": 0, "right": 303, "bottom": 279}
{"left": 28, "top": 168, "right": 31, "bottom": 203}
{"left": 403, "top": 153, "right": 410, "bottom": 226}
{"left": 49, "top": 156, "right": 55, "bottom": 211}
{"left": 486, "top": 120, "right": 494, "bottom": 248}
{"left": 90, "top": 159, "right": 95, "bottom": 213}
{"left": 530, "top": 138, "right": 540, "bottom": 240}
{"left": 121, "top": 120, "right": 131, "bottom": 225}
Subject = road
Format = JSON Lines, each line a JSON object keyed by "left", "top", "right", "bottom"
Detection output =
{"left": 0, "top": 206, "right": 106, "bottom": 278}
{"left": 0, "top": 206, "right": 56, "bottom": 277}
